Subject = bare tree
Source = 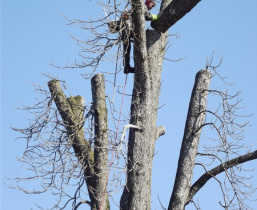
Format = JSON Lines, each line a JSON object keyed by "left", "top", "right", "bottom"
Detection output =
{"left": 12, "top": 0, "right": 257, "bottom": 210}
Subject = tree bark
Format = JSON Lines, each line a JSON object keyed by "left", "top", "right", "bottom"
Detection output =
{"left": 119, "top": 0, "right": 210, "bottom": 208}
{"left": 151, "top": 0, "right": 202, "bottom": 33}
{"left": 186, "top": 150, "right": 257, "bottom": 205}
{"left": 48, "top": 80, "right": 110, "bottom": 210}
{"left": 168, "top": 70, "right": 211, "bottom": 210}
{"left": 91, "top": 74, "right": 109, "bottom": 210}
{"left": 131, "top": 0, "right": 148, "bottom": 76}
{"left": 120, "top": 28, "right": 167, "bottom": 209}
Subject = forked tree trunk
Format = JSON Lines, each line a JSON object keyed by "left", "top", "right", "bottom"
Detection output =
{"left": 48, "top": 80, "right": 95, "bottom": 203}
{"left": 48, "top": 78, "right": 110, "bottom": 210}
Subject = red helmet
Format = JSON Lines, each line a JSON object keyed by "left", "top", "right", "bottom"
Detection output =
{"left": 145, "top": 0, "right": 156, "bottom": 5}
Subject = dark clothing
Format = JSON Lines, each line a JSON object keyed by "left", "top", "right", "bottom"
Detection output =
{"left": 122, "top": 5, "right": 156, "bottom": 68}
{"left": 123, "top": 34, "right": 132, "bottom": 69}
{"left": 121, "top": 11, "right": 133, "bottom": 68}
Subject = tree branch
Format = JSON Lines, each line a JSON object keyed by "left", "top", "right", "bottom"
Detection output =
{"left": 74, "top": 200, "right": 91, "bottom": 210}
{"left": 151, "top": 0, "right": 202, "bottom": 33}
{"left": 186, "top": 150, "right": 257, "bottom": 205}
{"left": 156, "top": 126, "right": 166, "bottom": 139}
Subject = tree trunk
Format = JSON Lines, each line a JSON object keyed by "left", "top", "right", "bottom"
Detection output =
{"left": 120, "top": 28, "right": 167, "bottom": 209}
{"left": 91, "top": 74, "right": 109, "bottom": 210}
{"left": 119, "top": 0, "right": 210, "bottom": 208}
{"left": 168, "top": 70, "right": 211, "bottom": 210}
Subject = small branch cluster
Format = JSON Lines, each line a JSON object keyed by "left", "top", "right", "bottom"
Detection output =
{"left": 11, "top": 82, "right": 90, "bottom": 209}
{"left": 52, "top": 1, "right": 134, "bottom": 79}
{"left": 11, "top": 76, "right": 132, "bottom": 209}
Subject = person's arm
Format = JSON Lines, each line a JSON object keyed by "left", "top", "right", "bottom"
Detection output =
{"left": 152, "top": 10, "right": 163, "bottom": 21}
{"left": 144, "top": 4, "right": 153, "bottom": 21}
{"left": 151, "top": 14, "right": 159, "bottom": 21}
{"left": 144, "top": 5, "right": 162, "bottom": 21}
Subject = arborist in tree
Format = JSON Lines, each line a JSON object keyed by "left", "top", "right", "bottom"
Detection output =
{"left": 122, "top": 0, "right": 163, "bottom": 74}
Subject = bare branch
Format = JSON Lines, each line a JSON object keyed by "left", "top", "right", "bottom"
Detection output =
{"left": 187, "top": 150, "right": 257, "bottom": 204}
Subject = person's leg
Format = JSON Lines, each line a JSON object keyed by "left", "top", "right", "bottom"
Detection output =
{"left": 123, "top": 40, "right": 131, "bottom": 67}
{"left": 122, "top": 30, "right": 134, "bottom": 74}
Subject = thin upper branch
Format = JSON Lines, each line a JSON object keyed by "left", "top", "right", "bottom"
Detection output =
{"left": 186, "top": 150, "right": 257, "bottom": 204}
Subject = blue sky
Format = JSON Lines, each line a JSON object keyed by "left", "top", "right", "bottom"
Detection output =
{"left": 2, "top": 0, "right": 257, "bottom": 209}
